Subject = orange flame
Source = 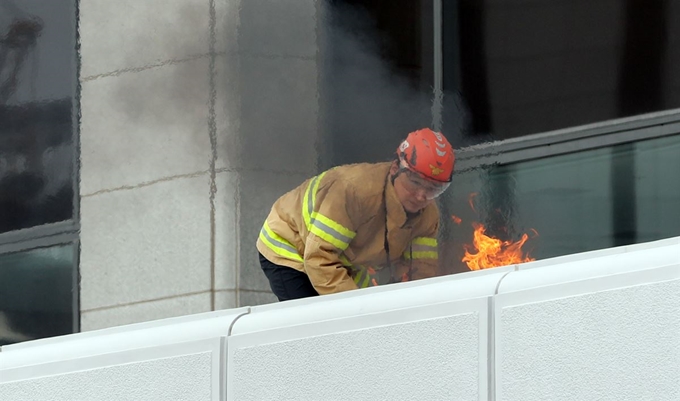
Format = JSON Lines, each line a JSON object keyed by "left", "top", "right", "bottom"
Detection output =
{"left": 451, "top": 214, "right": 462, "bottom": 225}
{"left": 462, "top": 222, "right": 536, "bottom": 270}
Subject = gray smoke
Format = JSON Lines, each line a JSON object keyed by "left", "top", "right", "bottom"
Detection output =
{"left": 317, "top": 2, "right": 433, "bottom": 167}
{"left": 317, "top": 1, "right": 472, "bottom": 169}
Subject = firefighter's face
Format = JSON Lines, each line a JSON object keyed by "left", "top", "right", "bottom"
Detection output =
{"left": 390, "top": 161, "right": 436, "bottom": 213}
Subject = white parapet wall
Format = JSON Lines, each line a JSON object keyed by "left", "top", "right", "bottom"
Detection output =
{"left": 1, "top": 237, "right": 679, "bottom": 401}
{"left": 0, "top": 308, "right": 250, "bottom": 401}
{"left": 495, "top": 237, "right": 680, "bottom": 401}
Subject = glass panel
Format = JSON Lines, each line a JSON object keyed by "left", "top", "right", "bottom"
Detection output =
{"left": 442, "top": 0, "right": 680, "bottom": 143}
{"left": 0, "top": 244, "right": 75, "bottom": 346}
{"left": 0, "top": 0, "right": 77, "bottom": 233}
{"left": 636, "top": 134, "right": 680, "bottom": 243}
{"left": 440, "top": 133, "right": 680, "bottom": 274}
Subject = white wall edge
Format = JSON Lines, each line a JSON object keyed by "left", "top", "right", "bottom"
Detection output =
{"left": 0, "top": 308, "right": 249, "bottom": 369}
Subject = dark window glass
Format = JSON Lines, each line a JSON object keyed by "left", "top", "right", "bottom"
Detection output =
{"left": 319, "top": 2, "right": 680, "bottom": 274}
{"left": 0, "top": 244, "right": 76, "bottom": 346}
{"left": 439, "top": 133, "right": 680, "bottom": 274}
{"left": 443, "top": 0, "right": 680, "bottom": 143}
{"left": 0, "top": 0, "right": 77, "bottom": 233}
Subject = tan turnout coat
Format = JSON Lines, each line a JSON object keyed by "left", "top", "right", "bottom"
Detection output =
{"left": 256, "top": 162, "right": 440, "bottom": 294}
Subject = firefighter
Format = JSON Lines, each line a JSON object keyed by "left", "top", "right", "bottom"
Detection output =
{"left": 256, "top": 128, "right": 455, "bottom": 301}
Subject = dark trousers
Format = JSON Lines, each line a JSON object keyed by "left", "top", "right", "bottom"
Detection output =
{"left": 259, "top": 252, "right": 319, "bottom": 301}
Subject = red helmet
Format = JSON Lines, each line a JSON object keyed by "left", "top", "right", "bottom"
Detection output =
{"left": 397, "top": 128, "right": 455, "bottom": 183}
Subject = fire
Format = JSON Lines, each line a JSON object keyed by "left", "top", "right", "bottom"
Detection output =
{"left": 462, "top": 222, "right": 535, "bottom": 270}
{"left": 457, "top": 192, "right": 537, "bottom": 270}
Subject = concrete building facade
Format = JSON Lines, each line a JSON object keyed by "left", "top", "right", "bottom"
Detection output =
{"left": 1, "top": 0, "right": 679, "bottom": 344}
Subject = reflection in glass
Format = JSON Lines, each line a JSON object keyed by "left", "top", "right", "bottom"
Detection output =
{"left": 0, "top": 0, "right": 76, "bottom": 233}
{"left": 314, "top": 2, "right": 680, "bottom": 275}
{"left": 440, "top": 134, "right": 680, "bottom": 274}
{"left": 443, "top": 0, "right": 679, "bottom": 142}
{"left": 0, "top": 244, "right": 75, "bottom": 346}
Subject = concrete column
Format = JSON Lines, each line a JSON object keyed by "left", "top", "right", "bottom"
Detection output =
{"left": 78, "top": 0, "right": 321, "bottom": 329}
{"left": 79, "top": 0, "right": 220, "bottom": 330}
{"left": 228, "top": 0, "right": 321, "bottom": 306}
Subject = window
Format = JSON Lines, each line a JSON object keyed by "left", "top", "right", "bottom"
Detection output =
{"left": 0, "top": 244, "right": 77, "bottom": 345}
{"left": 443, "top": 0, "right": 680, "bottom": 143}
{"left": 319, "top": 1, "right": 680, "bottom": 275}
{"left": 0, "top": 0, "right": 79, "bottom": 344}
{"left": 319, "top": 0, "right": 436, "bottom": 169}
{"left": 440, "top": 131, "right": 680, "bottom": 274}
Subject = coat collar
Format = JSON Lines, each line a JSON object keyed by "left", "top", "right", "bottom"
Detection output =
{"left": 384, "top": 171, "right": 420, "bottom": 229}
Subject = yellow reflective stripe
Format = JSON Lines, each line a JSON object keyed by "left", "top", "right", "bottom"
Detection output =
{"left": 352, "top": 266, "right": 374, "bottom": 288}
{"left": 412, "top": 237, "right": 437, "bottom": 247}
{"left": 309, "top": 212, "right": 356, "bottom": 250}
{"left": 302, "top": 176, "right": 315, "bottom": 228}
{"left": 311, "top": 226, "right": 349, "bottom": 249}
{"left": 360, "top": 270, "right": 371, "bottom": 288}
{"left": 312, "top": 212, "right": 356, "bottom": 239}
{"left": 259, "top": 222, "right": 303, "bottom": 262}
{"left": 405, "top": 236, "right": 437, "bottom": 259}
{"left": 301, "top": 170, "right": 355, "bottom": 250}
{"left": 302, "top": 172, "right": 327, "bottom": 229}
{"left": 353, "top": 269, "right": 364, "bottom": 284}
{"left": 340, "top": 254, "right": 352, "bottom": 267}
{"left": 403, "top": 251, "right": 438, "bottom": 260}
{"left": 310, "top": 172, "right": 326, "bottom": 223}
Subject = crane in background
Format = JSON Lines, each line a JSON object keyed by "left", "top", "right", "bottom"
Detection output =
{"left": 0, "top": 0, "right": 42, "bottom": 104}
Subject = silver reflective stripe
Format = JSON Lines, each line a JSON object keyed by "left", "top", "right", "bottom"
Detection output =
{"left": 412, "top": 244, "right": 437, "bottom": 253}
{"left": 260, "top": 227, "right": 298, "bottom": 255}
{"left": 311, "top": 219, "right": 353, "bottom": 245}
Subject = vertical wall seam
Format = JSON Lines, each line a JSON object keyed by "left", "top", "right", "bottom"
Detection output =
{"left": 219, "top": 336, "right": 228, "bottom": 400}
{"left": 235, "top": 173, "right": 241, "bottom": 307}
{"left": 74, "top": 0, "right": 83, "bottom": 334}
{"left": 208, "top": 0, "right": 218, "bottom": 311}
{"left": 234, "top": 0, "right": 242, "bottom": 308}
{"left": 487, "top": 296, "right": 495, "bottom": 401}
{"left": 489, "top": 267, "right": 518, "bottom": 400}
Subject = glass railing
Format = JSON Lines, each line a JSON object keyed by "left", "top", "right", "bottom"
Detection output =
{"left": 0, "top": 244, "right": 76, "bottom": 346}
{"left": 440, "top": 130, "right": 680, "bottom": 275}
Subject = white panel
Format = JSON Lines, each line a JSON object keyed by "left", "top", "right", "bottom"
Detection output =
{"left": 227, "top": 269, "right": 512, "bottom": 401}
{"left": 0, "top": 308, "right": 248, "bottom": 369}
{"left": 230, "top": 306, "right": 482, "bottom": 401}
{"left": 515, "top": 236, "right": 679, "bottom": 271}
{"left": 0, "top": 338, "right": 222, "bottom": 401}
{"left": 499, "top": 238, "right": 680, "bottom": 293}
{"left": 232, "top": 266, "right": 513, "bottom": 334}
{"left": 495, "top": 262, "right": 680, "bottom": 401}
